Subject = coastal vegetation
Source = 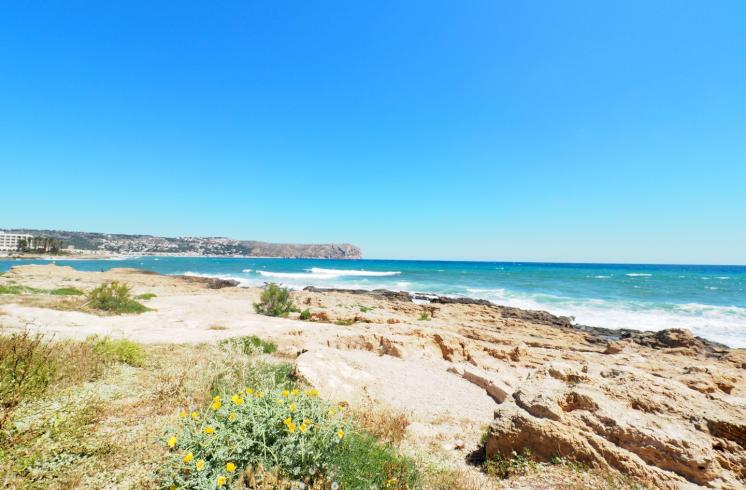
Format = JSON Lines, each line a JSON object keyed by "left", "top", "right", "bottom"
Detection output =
{"left": 135, "top": 292, "right": 158, "bottom": 300}
{"left": 0, "top": 284, "right": 83, "bottom": 296}
{"left": 15, "top": 236, "right": 65, "bottom": 255}
{"left": 86, "top": 281, "right": 149, "bottom": 314}
{"left": 0, "top": 332, "right": 419, "bottom": 489}
{"left": 253, "top": 283, "right": 296, "bottom": 317}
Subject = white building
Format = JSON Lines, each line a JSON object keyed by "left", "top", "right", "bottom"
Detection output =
{"left": 0, "top": 232, "right": 33, "bottom": 251}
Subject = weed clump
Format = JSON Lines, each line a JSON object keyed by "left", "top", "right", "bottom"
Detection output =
{"left": 49, "top": 287, "right": 84, "bottom": 296}
{"left": 134, "top": 292, "right": 157, "bottom": 300}
{"left": 219, "top": 335, "right": 277, "bottom": 356}
{"left": 87, "top": 336, "right": 147, "bottom": 367}
{"left": 299, "top": 308, "right": 311, "bottom": 320}
{"left": 87, "top": 281, "right": 148, "bottom": 314}
{"left": 253, "top": 283, "right": 296, "bottom": 317}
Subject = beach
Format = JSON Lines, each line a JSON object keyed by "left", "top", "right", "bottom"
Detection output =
{"left": 1, "top": 263, "right": 745, "bottom": 488}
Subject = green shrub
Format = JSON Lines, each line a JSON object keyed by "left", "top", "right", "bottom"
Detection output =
{"left": 162, "top": 385, "right": 388, "bottom": 489}
{"left": 334, "top": 319, "right": 354, "bottom": 326}
{"left": 418, "top": 311, "right": 431, "bottom": 321}
{"left": 484, "top": 449, "right": 538, "bottom": 479}
{"left": 134, "top": 293, "right": 157, "bottom": 300}
{"left": 358, "top": 305, "right": 374, "bottom": 313}
{"left": 253, "top": 283, "right": 296, "bottom": 317}
{"left": 219, "top": 336, "right": 277, "bottom": 356}
{"left": 328, "top": 431, "right": 419, "bottom": 488}
{"left": 299, "top": 309, "right": 311, "bottom": 321}
{"left": 86, "top": 281, "right": 148, "bottom": 314}
{"left": 49, "top": 287, "right": 84, "bottom": 296}
{"left": 87, "top": 336, "right": 147, "bottom": 367}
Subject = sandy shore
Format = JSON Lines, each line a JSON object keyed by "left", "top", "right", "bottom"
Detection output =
{"left": 1, "top": 264, "right": 745, "bottom": 488}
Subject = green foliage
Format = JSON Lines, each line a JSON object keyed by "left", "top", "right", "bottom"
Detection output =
{"left": 299, "top": 309, "right": 312, "bottom": 320}
{"left": 161, "top": 385, "right": 416, "bottom": 490}
{"left": 334, "top": 319, "right": 354, "bottom": 326}
{"left": 253, "top": 283, "right": 297, "bottom": 317}
{"left": 86, "top": 281, "right": 148, "bottom": 314}
{"left": 87, "top": 336, "right": 147, "bottom": 367}
{"left": 134, "top": 292, "right": 157, "bottom": 300}
{"left": 484, "top": 449, "right": 538, "bottom": 479}
{"left": 219, "top": 336, "right": 277, "bottom": 356}
{"left": 358, "top": 305, "right": 374, "bottom": 313}
{"left": 0, "top": 284, "right": 82, "bottom": 296}
{"left": 49, "top": 287, "right": 84, "bottom": 296}
{"left": 328, "top": 431, "right": 419, "bottom": 489}
{"left": 0, "top": 284, "right": 30, "bottom": 295}
{"left": 418, "top": 311, "right": 431, "bottom": 321}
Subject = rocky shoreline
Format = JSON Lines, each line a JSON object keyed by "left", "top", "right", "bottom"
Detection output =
{"left": 1, "top": 265, "right": 745, "bottom": 488}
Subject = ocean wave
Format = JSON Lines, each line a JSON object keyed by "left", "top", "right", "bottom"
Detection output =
{"left": 625, "top": 273, "right": 652, "bottom": 277}
{"left": 593, "top": 275, "right": 611, "bottom": 279}
{"left": 465, "top": 288, "right": 746, "bottom": 348}
{"left": 308, "top": 268, "right": 400, "bottom": 277}
{"left": 242, "top": 269, "right": 253, "bottom": 273}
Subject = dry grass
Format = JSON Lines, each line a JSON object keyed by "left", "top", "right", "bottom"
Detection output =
{"left": 352, "top": 405, "right": 411, "bottom": 446}
{"left": 207, "top": 324, "right": 229, "bottom": 330}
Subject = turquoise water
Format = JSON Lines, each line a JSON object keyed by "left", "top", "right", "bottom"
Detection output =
{"left": 2, "top": 257, "right": 746, "bottom": 347}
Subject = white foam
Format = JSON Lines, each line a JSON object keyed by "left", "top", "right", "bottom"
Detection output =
{"left": 466, "top": 288, "right": 746, "bottom": 348}
{"left": 625, "top": 273, "right": 652, "bottom": 277}
{"left": 594, "top": 275, "right": 611, "bottom": 279}
{"left": 242, "top": 269, "right": 253, "bottom": 273}
{"left": 308, "top": 268, "right": 401, "bottom": 277}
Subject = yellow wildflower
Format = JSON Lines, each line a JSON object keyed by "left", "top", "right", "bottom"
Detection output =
{"left": 256, "top": 391, "right": 264, "bottom": 398}
{"left": 310, "top": 388, "right": 318, "bottom": 397}
{"left": 212, "top": 399, "right": 222, "bottom": 410}
{"left": 195, "top": 459, "right": 205, "bottom": 471}
{"left": 287, "top": 422, "right": 297, "bottom": 433}
{"left": 277, "top": 399, "right": 285, "bottom": 405}
{"left": 217, "top": 475, "right": 226, "bottom": 486}
{"left": 226, "top": 462, "right": 236, "bottom": 473}
{"left": 179, "top": 409, "right": 187, "bottom": 418}
{"left": 282, "top": 389, "right": 290, "bottom": 397}
{"left": 289, "top": 403, "right": 297, "bottom": 412}
{"left": 303, "top": 418, "right": 312, "bottom": 426}
{"left": 191, "top": 411, "right": 200, "bottom": 420}
{"left": 292, "top": 388, "right": 300, "bottom": 396}
{"left": 283, "top": 416, "right": 292, "bottom": 426}
{"left": 167, "top": 436, "right": 177, "bottom": 448}
{"left": 204, "top": 426, "right": 215, "bottom": 435}
{"left": 231, "top": 394, "right": 244, "bottom": 405}
{"left": 228, "top": 412, "right": 237, "bottom": 422}
{"left": 337, "top": 429, "right": 345, "bottom": 439}
{"left": 327, "top": 408, "right": 336, "bottom": 416}
{"left": 299, "top": 423, "right": 308, "bottom": 432}
{"left": 245, "top": 387, "right": 254, "bottom": 395}
{"left": 183, "top": 452, "right": 194, "bottom": 463}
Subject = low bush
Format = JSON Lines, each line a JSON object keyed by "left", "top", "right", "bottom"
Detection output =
{"left": 161, "top": 386, "right": 418, "bottom": 489}
{"left": 220, "top": 335, "right": 277, "bottom": 356}
{"left": 86, "top": 281, "right": 149, "bottom": 314}
{"left": 87, "top": 336, "right": 147, "bottom": 367}
{"left": 253, "top": 283, "right": 296, "bottom": 317}
{"left": 484, "top": 449, "right": 538, "bottom": 479}
{"left": 299, "top": 309, "right": 312, "bottom": 320}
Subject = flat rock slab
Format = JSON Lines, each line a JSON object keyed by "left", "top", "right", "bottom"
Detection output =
{"left": 296, "top": 347, "right": 497, "bottom": 424}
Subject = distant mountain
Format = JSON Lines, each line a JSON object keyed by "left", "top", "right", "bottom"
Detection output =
{"left": 2, "top": 229, "right": 362, "bottom": 259}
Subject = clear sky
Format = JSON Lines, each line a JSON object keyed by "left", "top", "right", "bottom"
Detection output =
{"left": 2, "top": 1, "right": 745, "bottom": 264}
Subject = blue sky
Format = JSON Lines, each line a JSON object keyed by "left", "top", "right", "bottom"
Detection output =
{"left": 2, "top": 1, "right": 745, "bottom": 263}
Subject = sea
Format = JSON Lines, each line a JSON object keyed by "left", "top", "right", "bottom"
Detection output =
{"left": 2, "top": 257, "right": 745, "bottom": 348}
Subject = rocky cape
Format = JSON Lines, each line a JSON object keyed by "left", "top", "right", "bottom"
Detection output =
{"left": 2, "top": 229, "right": 362, "bottom": 259}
